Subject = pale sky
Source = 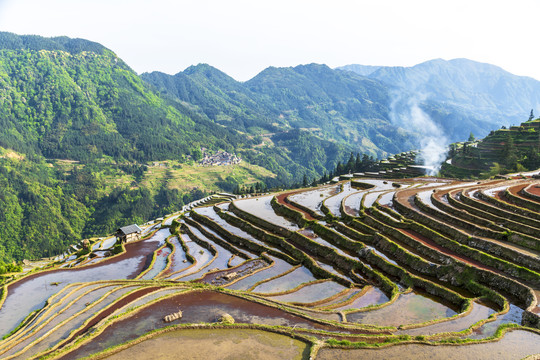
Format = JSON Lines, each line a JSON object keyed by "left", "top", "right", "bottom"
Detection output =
{"left": 0, "top": 0, "right": 539, "bottom": 81}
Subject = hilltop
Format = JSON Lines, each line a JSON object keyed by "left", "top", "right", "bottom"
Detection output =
{"left": 443, "top": 116, "right": 540, "bottom": 177}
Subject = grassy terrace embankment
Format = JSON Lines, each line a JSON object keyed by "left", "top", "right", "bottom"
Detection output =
{"left": 0, "top": 176, "right": 539, "bottom": 359}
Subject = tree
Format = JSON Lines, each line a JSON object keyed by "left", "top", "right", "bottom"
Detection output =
{"left": 522, "top": 147, "right": 540, "bottom": 170}
{"left": 529, "top": 109, "right": 535, "bottom": 121}
{"left": 485, "top": 162, "right": 502, "bottom": 178}
{"left": 354, "top": 153, "right": 362, "bottom": 172}
{"left": 448, "top": 144, "right": 457, "bottom": 158}
{"left": 335, "top": 161, "right": 344, "bottom": 175}
{"left": 346, "top": 152, "right": 355, "bottom": 173}
{"left": 468, "top": 132, "right": 475, "bottom": 142}
{"left": 462, "top": 143, "right": 469, "bottom": 155}
{"left": 502, "top": 133, "right": 519, "bottom": 171}
{"left": 320, "top": 171, "right": 328, "bottom": 183}
{"left": 191, "top": 148, "right": 202, "bottom": 162}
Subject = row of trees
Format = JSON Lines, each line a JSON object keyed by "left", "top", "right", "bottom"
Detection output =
{"left": 300, "top": 153, "right": 378, "bottom": 187}
{"left": 232, "top": 182, "right": 268, "bottom": 195}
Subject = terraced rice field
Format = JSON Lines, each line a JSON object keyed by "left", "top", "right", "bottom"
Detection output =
{"left": 0, "top": 176, "right": 539, "bottom": 359}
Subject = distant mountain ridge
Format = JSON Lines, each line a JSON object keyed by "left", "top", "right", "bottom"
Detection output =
{"left": 143, "top": 63, "right": 417, "bottom": 157}
{"left": 338, "top": 58, "right": 540, "bottom": 129}
{"left": 144, "top": 59, "right": 536, "bottom": 158}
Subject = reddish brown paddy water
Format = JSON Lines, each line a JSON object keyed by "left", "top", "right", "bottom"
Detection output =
{"left": 60, "top": 290, "right": 377, "bottom": 359}
{"left": 526, "top": 184, "right": 540, "bottom": 197}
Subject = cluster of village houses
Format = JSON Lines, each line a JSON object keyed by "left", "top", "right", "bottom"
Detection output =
{"left": 199, "top": 148, "right": 241, "bottom": 166}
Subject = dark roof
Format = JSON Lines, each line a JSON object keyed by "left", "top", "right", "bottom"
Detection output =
{"left": 117, "top": 224, "right": 142, "bottom": 235}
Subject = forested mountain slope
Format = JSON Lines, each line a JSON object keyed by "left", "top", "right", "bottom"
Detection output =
{"left": 143, "top": 63, "right": 416, "bottom": 157}
{"left": 0, "top": 34, "right": 250, "bottom": 162}
{"left": 0, "top": 33, "right": 352, "bottom": 264}
{"left": 144, "top": 60, "right": 524, "bottom": 156}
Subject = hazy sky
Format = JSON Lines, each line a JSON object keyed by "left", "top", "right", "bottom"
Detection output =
{"left": 0, "top": 0, "right": 539, "bottom": 81}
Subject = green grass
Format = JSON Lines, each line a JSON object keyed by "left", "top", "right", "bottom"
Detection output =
{"left": 140, "top": 160, "right": 276, "bottom": 193}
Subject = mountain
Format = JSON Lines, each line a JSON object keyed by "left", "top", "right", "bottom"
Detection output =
{"left": 144, "top": 59, "right": 536, "bottom": 158}
{"left": 0, "top": 32, "right": 351, "bottom": 179}
{"left": 338, "top": 58, "right": 540, "bottom": 134}
{"left": 335, "top": 64, "right": 382, "bottom": 77}
{"left": 0, "top": 33, "right": 252, "bottom": 163}
{"left": 0, "top": 32, "right": 109, "bottom": 54}
{"left": 2, "top": 31, "right": 538, "bottom": 264}
{"left": 142, "top": 64, "right": 278, "bottom": 134}
{"left": 143, "top": 63, "right": 417, "bottom": 157}
{"left": 0, "top": 33, "right": 354, "bottom": 264}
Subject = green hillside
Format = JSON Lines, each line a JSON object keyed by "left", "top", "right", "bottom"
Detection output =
{"left": 444, "top": 117, "right": 540, "bottom": 177}
{"left": 0, "top": 37, "right": 248, "bottom": 162}
{"left": 0, "top": 33, "right": 355, "bottom": 264}
{"left": 142, "top": 63, "right": 416, "bottom": 157}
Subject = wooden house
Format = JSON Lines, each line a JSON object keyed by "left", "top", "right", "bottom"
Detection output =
{"left": 116, "top": 224, "right": 143, "bottom": 243}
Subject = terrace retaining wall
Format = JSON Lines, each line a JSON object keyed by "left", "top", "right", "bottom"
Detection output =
{"left": 411, "top": 196, "right": 540, "bottom": 275}
{"left": 229, "top": 201, "right": 293, "bottom": 238}
{"left": 505, "top": 188, "right": 540, "bottom": 212}
{"left": 431, "top": 194, "right": 540, "bottom": 254}
{"left": 478, "top": 191, "right": 540, "bottom": 221}
{"left": 523, "top": 310, "right": 540, "bottom": 329}
{"left": 448, "top": 191, "right": 540, "bottom": 246}
{"left": 460, "top": 191, "right": 540, "bottom": 228}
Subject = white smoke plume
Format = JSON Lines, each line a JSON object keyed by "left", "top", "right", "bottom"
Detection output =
{"left": 389, "top": 94, "right": 448, "bottom": 176}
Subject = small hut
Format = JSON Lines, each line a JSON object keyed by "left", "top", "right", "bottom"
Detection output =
{"left": 116, "top": 224, "right": 143, "bottom": 243}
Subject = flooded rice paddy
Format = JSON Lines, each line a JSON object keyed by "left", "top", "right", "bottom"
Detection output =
{"left": 233, "top": 195, "right": 300, "bottom": 231}
{"left": 266, "top": 280, "right": 347, "bottom": 305}
{"left": 0, "top": 228, "right": 166, "bottom": 336}
{"left": 252, "top": 266, "right": 317, "bottom": 294}
{"left": 288, "top": 185, "right": 340, "bottom": 216}
{"left": 226, "top": 257, "right": 293, "bottom": 291}
{"left": 105, "top": 328, "right": 310, "bottom": 360}
{"left": 317, "top": 330, "right": 540, "bottom": 360}
{"left": 346, "top": 291, "right": 457, "bottom": 326}
{"left": 1, "top": 177, "right": 539, "bottom": 359}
